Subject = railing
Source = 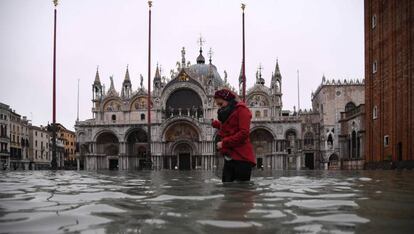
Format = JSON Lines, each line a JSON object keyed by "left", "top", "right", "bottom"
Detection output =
{"left": 341, "top": 105, "right": 365, "bottom": 120}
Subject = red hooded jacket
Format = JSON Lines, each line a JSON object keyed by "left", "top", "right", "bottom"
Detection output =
{"left": 212, "top": 102, "right": 256, "bottom": 165}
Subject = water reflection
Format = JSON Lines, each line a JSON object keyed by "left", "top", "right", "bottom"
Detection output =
{"left": 0, "top": 170, "right": 413, "bottom": 233}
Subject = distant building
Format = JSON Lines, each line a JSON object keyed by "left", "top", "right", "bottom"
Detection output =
{"left": 298, "top": 109, "right": 321, "bottom": 170}
{"left": 8, "top": 109, "right": 30, "bottom": 170}
{"left": 54, "top": 123, "right": 76, "bottom": 166}
{"left": 365, "top": 0, "right": 414, "bottom": 168}
{"left": 0, "top": 103, "right": 11, "bottom": 169}
{"left": 311, "top": 77, "right": 365, "bottom": 169}
{"left": 28, "top": 125, "right": 51, "bottom": 169}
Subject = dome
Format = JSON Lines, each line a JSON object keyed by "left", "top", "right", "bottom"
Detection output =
{"left": 187, "top": 63, "right": 223, "bottom": 87}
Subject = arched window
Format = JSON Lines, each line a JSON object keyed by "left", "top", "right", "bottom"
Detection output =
{"left": 111, "top": 114, "right": 116, "bottom": 122}
{"left": 327, "top": 134, "right": 334, "bottom": 149}
{"left": 345, "top": 102, "right": 356, "bottom": 112}
{"left": 140, "top": 114, "right": 145, "bottom": 120}
{"left": 373, "top": 106, "right": 378, "bottom": 119}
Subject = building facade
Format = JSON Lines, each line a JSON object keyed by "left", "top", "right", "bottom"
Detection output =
{"left": 76, "top": 47, "right": 314, "bottom": 170}
{"left": 55, "top": 123, "right": 76, "bottom": 167}
{"left": 311, "top": 77, "right": 365, "bottom": 169}
{"left": 28, "top": 125, "right": 51, "bottom": 170}
{"left": 339, "top": 104, "right": 365, "bottom": 169}
{"left": 365, "top": 0, "right": 414, "bottom": 168}
{"left": 9, "top": 111, "right": 30, "bottom": 170}
{"left": 0, "top": 103, "right": 11, "bottom": 169}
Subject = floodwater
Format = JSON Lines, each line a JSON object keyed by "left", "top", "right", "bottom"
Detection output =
{"left": 0, "top": 170, "right": 413, "bottom": 234}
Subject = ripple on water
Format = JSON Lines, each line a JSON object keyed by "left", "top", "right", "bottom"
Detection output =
{"left": 197, "top": 220, "right": 262, "bottom": 228}
{"left": 146, "top": 194, "right": 223, "bottom": 202}
{"left": 285, "top": 199, "right": 358, "bottom": 209}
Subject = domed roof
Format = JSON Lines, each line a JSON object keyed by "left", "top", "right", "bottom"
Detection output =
{"left": 187, "top": 63, "right": 223, "bottom": 87}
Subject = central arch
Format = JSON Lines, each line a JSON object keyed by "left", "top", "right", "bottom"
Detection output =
{"left": 165, "top": 88, "right": 203, "bottom": 118}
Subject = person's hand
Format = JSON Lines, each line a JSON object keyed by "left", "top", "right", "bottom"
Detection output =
{"left": 212, "top": 119, "right": 221, "bottom": 129}
{"left": 216, "top": 141, "right": 223, "bottom": 150}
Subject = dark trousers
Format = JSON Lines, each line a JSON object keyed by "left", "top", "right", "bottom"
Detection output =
{"left": 222, "top": 160, "right": 253, "bottom": 182}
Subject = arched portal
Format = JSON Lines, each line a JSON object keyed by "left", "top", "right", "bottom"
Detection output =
{"left": 126, "top": 128, "right": 148, "bottom": 158}
{"left": 173, "top": 142, "right": 193, "bottom": 170}
{"left": 250, "top": 128, "right": 274, "bottom": 168}
{"left": 328, "top": 153, "right": 339, "bottom": 170}
{"left": 166, "top": 89, "right": 203, "bottom": 118}
{"left": 96, "top": 132, "right": 119, "bottom": 155}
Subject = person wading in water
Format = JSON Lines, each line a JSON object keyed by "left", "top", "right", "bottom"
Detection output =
{"left": 212, "top": 89, "right": 256, "bottom": 182}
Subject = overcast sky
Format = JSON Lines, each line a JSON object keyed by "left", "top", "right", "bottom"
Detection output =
{"left": 0, "top": 0, "right": 364, "bottom": 131}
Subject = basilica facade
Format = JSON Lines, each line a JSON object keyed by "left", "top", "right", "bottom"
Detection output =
{"left": 75, "top": 46, "right": 318, "bottom": 170}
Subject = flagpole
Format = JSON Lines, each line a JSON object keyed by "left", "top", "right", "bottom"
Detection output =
{"left": 241, "top": 3, "right": 246, "bottom": 102}
{"left": 51, "top": 0, "right": 58, "bottom": 170}
{"left": 146, "top": 1, "right": 153, "bottom": 169}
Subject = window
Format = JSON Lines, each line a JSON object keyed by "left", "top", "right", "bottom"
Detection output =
{"left": 372, "top": 14, "right": 377, "bottom": 29}
{"left": 141, "top": 114, "right": 145, "bottom": 120}
{"left": 35, "top": 140, "right": 37, "bottom": 147}
{"left": 112, "top": 114, "right": 116, "bottom": 122}
{"left": 41, "top": 133, "right": 43, "bottom": 137}
{"left": 373, "top": 61, "right": 377, "bottom": 73}
{"left": 327, "top": 134, "right": 334, "bottom": 149}
{"left": 255, "top": 111, "right": 261, "bottom": 118}
{"left": 264, "top": 110, "right": 268, "bottom": 117}
{"left": 304, "top": 132, "right": 314, "bottom": 146}
{"left": 373, "top": 106, "right": 378, "bottom": 119}
{"left": 35, "top": 131, "right": 37, "bottom": 136}
{"left": 345, "top": 102, "right": 356, "bottom": 112}
{"left": 384, "top": 135, "right": 389, "bottom": 147}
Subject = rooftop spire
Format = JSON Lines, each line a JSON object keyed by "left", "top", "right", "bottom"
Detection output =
{"left": 155, "top": 63, "right": 161, "bottom": 78}
{"left": 124, "top": 64, "right": 131, "bottom": 82}
{"left": 181, "top": 47, "right": 186, "bottom": 68}
{"left": 94, "top": 66, "right": 101, "bottom": 84}
{"left": 256, "top": 63, "right": 265, "bottom": 85}
{"left": 196, "top": 36, "right": 206, "bottom": 64}
{"left": 274, "top": 59, "right": 281, "bottom": 77}
{"left": 208, "top": 48, "right": 213, "bottom": 64}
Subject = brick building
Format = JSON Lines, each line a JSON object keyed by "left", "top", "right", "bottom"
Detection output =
{"left": 365, "top": 0, "right": 414, "bottom": 168}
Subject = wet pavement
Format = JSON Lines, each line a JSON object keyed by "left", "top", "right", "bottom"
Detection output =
{"left": 0, "top": 170, "right": 413, "bottom": 234}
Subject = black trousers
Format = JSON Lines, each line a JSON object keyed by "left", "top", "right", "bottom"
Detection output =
{"left": 222, "top": 160, "right": 253, "bottom": 182}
